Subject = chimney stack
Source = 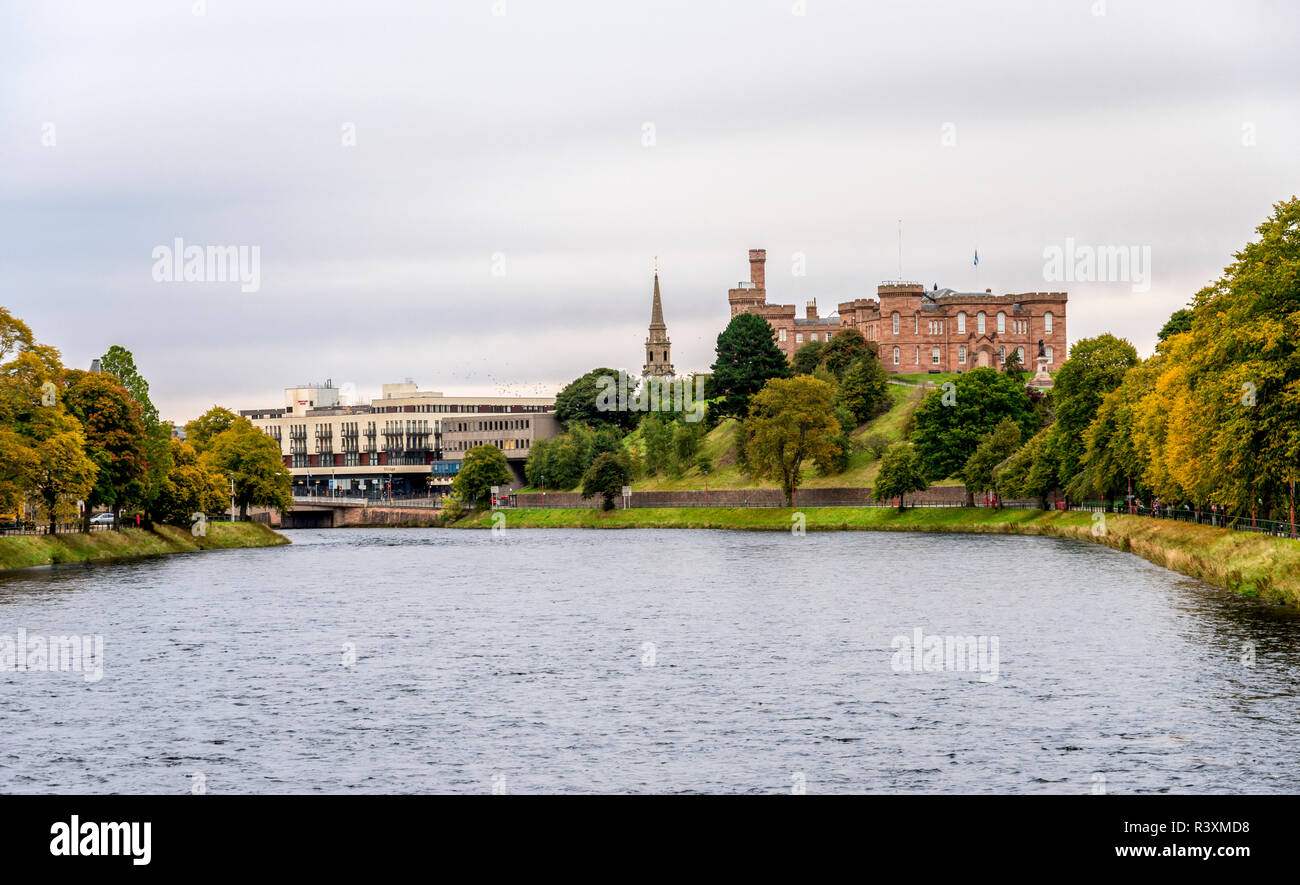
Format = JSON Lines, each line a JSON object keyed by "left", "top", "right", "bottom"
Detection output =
{"left": 806, "top": 299, "right": 818, "bottom": 319}
{"left": 748, "top": 249, "right": 766, "bottom": 290}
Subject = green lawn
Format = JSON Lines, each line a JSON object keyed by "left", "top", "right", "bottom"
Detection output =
{"left": 0, "top": 522, "right": 289, "bottom": 573}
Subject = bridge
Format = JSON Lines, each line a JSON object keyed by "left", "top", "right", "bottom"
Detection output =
{"left": 263, "top": 495, "right": 443, "bottom": 528}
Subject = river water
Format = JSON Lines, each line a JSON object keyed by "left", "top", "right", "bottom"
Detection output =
{"left": 1, "top": 527, "right": 1297, "bottom": 794}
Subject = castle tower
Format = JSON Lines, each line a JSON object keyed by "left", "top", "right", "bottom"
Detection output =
{"left": 642, "top": 265, "right": 675, "bottom": 378}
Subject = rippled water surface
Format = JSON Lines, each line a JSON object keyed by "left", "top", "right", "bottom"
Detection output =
{"left": 1, "top": 527, "right": 1297, "bottom": 794}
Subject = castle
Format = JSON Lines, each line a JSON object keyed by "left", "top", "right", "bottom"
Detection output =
{"left": 728, "top": 249, "right": 1068, "bottom": 373}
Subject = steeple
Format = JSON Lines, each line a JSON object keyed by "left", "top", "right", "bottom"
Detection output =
{"left": 642, "top": 261, "right": 674, "bottom": 378}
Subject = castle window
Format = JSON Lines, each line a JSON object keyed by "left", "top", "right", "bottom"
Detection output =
{"left": 977, "top": 312, "right": 986, "bottom": 334}
{"left": 778, "top": 328, "right": 787, "bottom": 342}
{"left": 892, "top": 312, "right": 900, "bottom": 335}
{"left": 957, "top": 312, "right": 966, "bottom": 333}
{"left": 914, "top": 346, "right": 919, "bottom": 364}
{"left": 1017, "top": 346, "right": 1025, "bottom": 364}
{"left": 931, "top": 346, "right": 941, "bottom": 365}
{"left": 913, "top": 313, "right": 919, "bottom": 334}
{"left": 1044, "top": 311, "right": 1054, "bottom": 333}
{"left": 810, "top": 333, "right": 818, "bottom": 342}
{"left": 998, "top": 345, "right": 1006, "bottom": 363}
{"left": 892, "top": 346, "right": 900, "bottom": 366}
{"left": 959, "top": 345, "right": 967, "bottom": 364}
{"left": 1045, "top": 345, "right": 1054, "bottom": 363}
{"left": 796, "top": 333, "right": 803, "bottom": 344}
{"left": 997, "top": 312, "right": 1006, "bottom": 334}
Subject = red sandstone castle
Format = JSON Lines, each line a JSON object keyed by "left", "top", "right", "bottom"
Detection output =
{"left": 727, "top": 249, "right": 1067, "bottom": 373}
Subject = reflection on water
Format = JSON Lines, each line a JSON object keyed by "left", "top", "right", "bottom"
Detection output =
{"left": 0, "top": 527, "right": 1297, "bottom": 794}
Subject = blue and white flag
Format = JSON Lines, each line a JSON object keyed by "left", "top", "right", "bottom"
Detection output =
{"left": 973, "top": 249, "right": 979, "bottom": 267}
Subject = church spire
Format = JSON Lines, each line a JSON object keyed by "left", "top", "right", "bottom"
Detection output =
{"left": 643, "top": 260, "right": 674, "bottom": 378}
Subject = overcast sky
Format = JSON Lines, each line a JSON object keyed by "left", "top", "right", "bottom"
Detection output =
{"left": 2, "top": 0, "right": 1297, "bottom": 422}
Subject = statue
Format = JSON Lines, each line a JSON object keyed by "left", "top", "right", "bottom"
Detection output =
{"left": 1037, "top": 338, "right": 1046, "bottom": 358}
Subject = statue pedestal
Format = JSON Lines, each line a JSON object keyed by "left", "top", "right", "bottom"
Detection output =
{"left": 1028, "top": 356, "right": 1053, "bottom": 388}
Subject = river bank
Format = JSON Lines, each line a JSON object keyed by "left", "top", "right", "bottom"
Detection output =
{"left": 456, "top": 506, "right": 1300, "bottom": 605}
{"left": 0, "top": 522, "right": 290, "bottom": 573}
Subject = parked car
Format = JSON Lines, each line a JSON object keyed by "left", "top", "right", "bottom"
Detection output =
{"left": 89, "top": 512, "right": 116, "bottom": 526}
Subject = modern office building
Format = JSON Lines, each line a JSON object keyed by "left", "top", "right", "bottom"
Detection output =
{"left": 242, "top": 381, "right": 558, "bottom": 495}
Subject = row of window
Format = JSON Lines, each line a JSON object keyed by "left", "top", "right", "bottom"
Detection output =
{"left": 447, "top": 418, "right": 532, "bottom": 433}
{"left": 889, "top": 344, "right": 1053, "bottom": 366}
{"left": 446, "top": 438, "right": 531, "bottom": 452}
{"left": 778, "top": 327, "right": 840, "bottom": 345}
{"left": 375, "top": 404, "right": 549, "bottom": 414}
{"left": 891, "top": 310, "right": 1054, "bottom": 336}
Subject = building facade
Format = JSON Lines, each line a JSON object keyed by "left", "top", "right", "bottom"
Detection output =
{"left": 243, "top": 381, "right": 558, "bottom": 495}
{"left": 728, "top": 248, "right": 1067, "bottom": 373}
{"left": 643, "top": 269, "right": 674, "bottom": 377}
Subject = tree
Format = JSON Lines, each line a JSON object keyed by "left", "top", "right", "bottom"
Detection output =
{"left": 1157, "top": 307, "right": 1193, "bottom": 343}
{"left": 995, "top": 427, "right": 1055, "bottom": 509}
{"left": 874, "top": 442, "right": 929, "bottom": 511}
{"left": 205, "top": 417, "right": 292, "bottom": 519}
{"left": 452, "top": 444, "right": 513, "bottom": 508}
{"left": 640, "top": 413, "right": 674, "bottom": 476}
{"left": 743, "top": 375, "right": 841, "bottom": 506}
{"left": 1047, "top": 334, "right": 1140, "bottom": 489}
{"left": 27, "top": 414, "right": 99, "bottom": 533}
{"left": 706, "top": 313, "right": 791, "bottom": 420}
{"left": 61, "top": 369, "right": 147, "bottom": 530}
{"left": 1001, "top": 347, "right": 1024, "bottom": 377}
{"left": 821, "top": 328, "right": 874, "bottom": 378}
{"left": 154, "top": 438, "right": 227, "bottom": 527}
{"left": 791, "top": 340, "right": 826, "bottom": 375}
{"left": 185, "top": 406, "right": 239, "bottom": 454}
{"left": 838, "top": 355, "right": 891, "bottom": 424}
{"left": 910, "top": 368, "right": 1036, "bottom": 483}
{"left": 99, "top": 345, "right": 159, "bottom": 426}
{"left": 555, "top": 367, "right": 637, "bottom": 432}
{"left": 581, "top": 451, "right": 630, "bottom": 510}
{"left": 961, "top": 418, "right": 1023, "bottom": 506}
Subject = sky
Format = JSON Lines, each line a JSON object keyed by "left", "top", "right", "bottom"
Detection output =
{"left": 2, "top": 0, "right": 1297, "bottom": 423}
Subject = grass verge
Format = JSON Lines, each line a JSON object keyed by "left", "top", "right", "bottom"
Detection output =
{"left": 0, "top": 522, "right": 290, "bottom": 573}
{"left": 454, "top": 506, "right": 1300, "bottom": 605}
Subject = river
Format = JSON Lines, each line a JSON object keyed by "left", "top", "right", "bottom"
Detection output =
{"left": 1, "top": 527, "right": 1297, "bottom": 794}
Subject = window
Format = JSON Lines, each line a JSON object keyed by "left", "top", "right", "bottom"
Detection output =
{"left": 1017, "top": 346, "right": 1025, "bottom": 364}
{"left": 914, "top": 345, "right": 920, "bottom": 364}
{"left": 892, "top": 312, "right": 900, "bottom": 335}
{"left": 997, "top": 312, "right": 1006, "bottom": 334}
{"left": 931, "top": 346, "right": 941, "bottom": 365}
{"left": 778, "top": 328, "right": 787, "bottom": 342}
{"left": 1044, "top": 311, "right": 1054, "bottom": 333}
{"left": 957, "top": 312, "right": 966, "bottom": 334}
{"left": 1045, "top": 345, "right": 1054, "bottom": 363}
{"left": 796, "top": 333, "right": 803, "bottom": 344}
{"left": 959, "top": 345, "right": 967, "bottom": 364}
{"left": 810, "top": 333, "right": 818, "bottom": 342}
{"left": 892, "top": 346, "right": 900, "bottom": 366}
{"left": 998, "top": 345, "right": 1006, "bottom": 363}
{"left": 914, "top": 313, "right": 919, "bottom": 333}
{"left": 977, "top": 312, "right": 986, "bottom": 334}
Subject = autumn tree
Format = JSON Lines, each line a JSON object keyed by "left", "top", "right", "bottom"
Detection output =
{"left": 742, "top": 375, "right": 841, "bottom": 506}
{"left": 205, "top": 417, "right": 293, "bottom": 519}
{"left": 61, "top": 369, "right": 147, "bottom": 530}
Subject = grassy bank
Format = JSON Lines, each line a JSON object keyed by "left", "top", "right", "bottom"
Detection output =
{"left": 0, "top": 522, "right": 290, "bottom": 573}
{"left": 456, "top": 506, "right": 1300, "bottom": 605}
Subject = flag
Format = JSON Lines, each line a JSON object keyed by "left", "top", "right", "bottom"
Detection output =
{"left": 973, "top": 249, "right": 979, "bottom": 267}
